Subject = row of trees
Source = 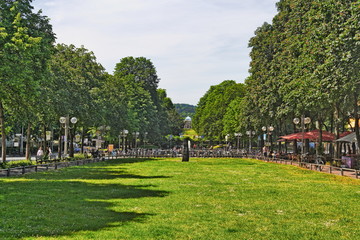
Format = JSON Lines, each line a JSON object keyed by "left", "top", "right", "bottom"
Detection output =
{"left": 193, "top": 0, "right": 360, "bottom": 155}
{"left": 0, "top": 1, "right": 183, "bottom": 162}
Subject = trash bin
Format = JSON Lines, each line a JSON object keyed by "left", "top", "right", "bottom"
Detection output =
{"left": 341, "top": 156, "right": 356, "bottom": 168}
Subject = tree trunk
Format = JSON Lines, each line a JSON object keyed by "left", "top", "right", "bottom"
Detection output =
{"left": 305, "top": 139, "right": 310, "bottom": 154}
{"left": 292, "top": 122, "right": 298, "bottom": 154}
{"left": 25, "top": 123, "right": 31, "bottom": 160}
{"left": 333, "top": 104, "right": 341, "bottom": 159}
{"left": 293, "top": 139, "right": 298, "bottom": 154}
{"left": 58, "top": 126, "right": 62, "bottom": 159}
{"left": 353, "top": 92, "right": 360, "bottom": 155}
{"left": 278, "top": 141, "right": 282, "bottom": 153}
{"left": 260, "top": 134, "right": 264, "bottom": 152}
{"left": 317, "top": 119, "right": 323, "bottom": 156}
{"left": 81, "top": 127, "right": 85, "bottom": 154}
{"left": 69, "top": 125, "right": 75, "bottom": 158}
{"left": 43, "top": 124, "right": 47, "bottom": 154}
{"left": 0, "top": 101, "right": 6, "bottom": 163}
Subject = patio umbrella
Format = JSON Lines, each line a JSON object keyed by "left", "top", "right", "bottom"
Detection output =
{"left": 305, "top": 129, "right": 335, "bottom": 142}
{"left": 279, "top": 132, "right": 304, "bottom": 141}
{"left": 339, "top": 131, "right": 353, "bottom": 138}
{"left": 279, "top": 130, "right": 335, "bottom": 141}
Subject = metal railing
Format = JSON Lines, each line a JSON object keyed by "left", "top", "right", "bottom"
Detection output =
{"left": 0, "top": 158, "right": 106, "bottom": 177}
{"left": 1, "top": 149, "right": 358, "bottom": 179}
{"left": 254, "top": 155, "right": 359, "bottom": 179}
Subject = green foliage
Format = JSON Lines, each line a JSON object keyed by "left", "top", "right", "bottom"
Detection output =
{"left": 182, "top": 128, "right": 198, "bottom": 141}
{"left": 0, "top": 160, "right": 34, "bottom": 169}
{"left": 0, "top": 1, "right": 195, "bottom": 156}
{"left": 222, "top": 97, "right": 246, "bottom": 134}
{"left": 48, "top": 44, "right": 105, "bottom": 121}
{"left": 193, "top": 81, "right": 246, "bottom": 140}
{"left": 113, "top": 57, "right": 182, "bottom": 145}
{"left": 73, "top": 153, "right": 89, "bottom": 160}
{"left": 157, "top": 89, "right": 183, "bottom": 136}
{"left": 114, "top": 56, "right": 159, "bottom": 96}
{"left": 243, "top": 0, "right": 360, "bottom": 143}
{"left": 0, "top": 0, "right": 55, "bottom": 161}
{"left": 190, "top": 0, "right": 359, "bottom": 148}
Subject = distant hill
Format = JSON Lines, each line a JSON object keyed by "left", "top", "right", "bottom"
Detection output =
{"left": 174, "top": 104, "right": 196, "bottom": 119}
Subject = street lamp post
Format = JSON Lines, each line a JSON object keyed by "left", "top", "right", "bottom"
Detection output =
{"left": 59, "top": 116, "right": 77, "bottom": 157}
{"left": 143, "top": 132, "right": 148, "bottom": 148}
{"left": 96, "top": 125, "right": 110, "bottom": 150}
{"left": 118, "top": 134, "right": 121, "bottom": 150}
{"left": 293, "top": 115, "right": 311, "bottom": 161}
{"left": 168, "top": 134, "right": 173, "bottom": 149}
{"left": 121, "top": 129, "right": 128, "bottom": 153}
{"left": 234, "top": 133, "right": 242, "bottom": 151}
{"left": 262, "top": 126, "right": 274, "bottom": 151}
{"left": 246, "top": 130, "right": 256, "bottom": 153}
{"left": 133, "top": 131, "right": 140, "bottom": 153}
{"left": 225, "top": 134, "right": 230, "bottom": 150}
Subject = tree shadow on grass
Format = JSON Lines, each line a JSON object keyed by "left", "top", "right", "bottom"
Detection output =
{"left": 33, "top": 158, "right": 172, "bottom": 181}
{"left": 107, "top": 157, "right": 161, "bottom": 164}
{"left": 62, "top": 167, "right": 172, "bottom": 181}
{"left": 0, "top": 162, "right": 170, "bottom": 239}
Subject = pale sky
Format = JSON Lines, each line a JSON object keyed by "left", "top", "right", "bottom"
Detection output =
{"left": 32, "top": 0, "right": 279, "bottom": 105}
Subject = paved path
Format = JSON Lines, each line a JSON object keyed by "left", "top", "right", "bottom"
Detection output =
{"left": 264, "top": 159, "right": 359, "bottom": 180}
{"left": 2, "top": 156, "right": 35, "bottom": 162}
{"left": 5, "top": 157, "right": 28, "bottom": 161}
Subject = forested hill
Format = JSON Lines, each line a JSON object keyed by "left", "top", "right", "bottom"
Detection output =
{"left": 174, "top": 104, "right": 196, "bottom": 119}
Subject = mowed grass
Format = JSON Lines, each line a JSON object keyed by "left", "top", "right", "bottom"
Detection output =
{"left": 0, "top": 158, "right": 360, "bottom": 240}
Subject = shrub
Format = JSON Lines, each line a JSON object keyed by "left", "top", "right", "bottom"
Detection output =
{"left": 0, "top": 160, "right": 35, "bottom": 169}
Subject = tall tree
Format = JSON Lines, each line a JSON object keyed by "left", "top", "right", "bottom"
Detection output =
{"left": 114, "top": 57, "right": 165, "bottom": 144}
{"left": 157, "top": 89, "right": 183, "bottom": 136}
{"left": 0, "top": 0, "right": 55, "bottom": 162}
{"left": 245, "top": 0, "right": 360, "bottom": 155}
{"left": 48, "top": 44, "right": 105, "bottom": 157}
{"left": 114, "top": 56, "right": 159, "bottom": 99}
{"left": 193, "top": 81, "right": 245, "bottom": 141}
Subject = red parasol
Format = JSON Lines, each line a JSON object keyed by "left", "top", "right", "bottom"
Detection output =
{"left": 279, "top": 129, "right": 335, "bottom": 142}
{"left": 339, "top": 131, "right": 353, "bottom": 138}
{"left": 305, "top": 129, "right": 335, "bottom": 141}
{"left": 279, "top": 132, "right": 304, "bottom": 141}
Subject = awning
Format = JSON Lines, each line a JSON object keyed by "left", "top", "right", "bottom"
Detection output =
{"left": 336, "top": 132, "right": 357, "bottom": 143}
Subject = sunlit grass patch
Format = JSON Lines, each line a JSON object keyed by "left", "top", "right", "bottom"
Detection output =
{"left": 0, "top": 157, "right": 359, "bottom": 239}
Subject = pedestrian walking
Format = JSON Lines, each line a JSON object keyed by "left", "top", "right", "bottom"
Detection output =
{"left": 37, "top": 147, "right": 44, "bottom": 160}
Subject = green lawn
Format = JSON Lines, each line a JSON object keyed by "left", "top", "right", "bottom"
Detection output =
{"left": 0, "top": 158, "right": 359, "bottom": 239}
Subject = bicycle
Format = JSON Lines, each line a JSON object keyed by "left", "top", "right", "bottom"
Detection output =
{"left": 315, "top": 155, "right": 325, "bottom": 171}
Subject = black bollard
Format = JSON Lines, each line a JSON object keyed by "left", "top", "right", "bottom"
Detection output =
{"left": 182, "top": 137, "right": 190, "bottom": 162}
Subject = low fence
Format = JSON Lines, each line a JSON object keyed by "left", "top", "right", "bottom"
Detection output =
{"left": 2, "top": 149, "right": 358, "bottom": 179}
{"left": 109, "top": 149, "right": 250, "bottom": 159}
{"left": 0, "top": 149, "right": 248, "bottom": 177}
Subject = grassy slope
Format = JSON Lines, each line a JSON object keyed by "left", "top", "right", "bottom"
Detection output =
{"left": 183, "top": 129, "right": 198, "bottom": 138}
{"left": 0, "top": 158, "right": 359, "bottom": 240}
